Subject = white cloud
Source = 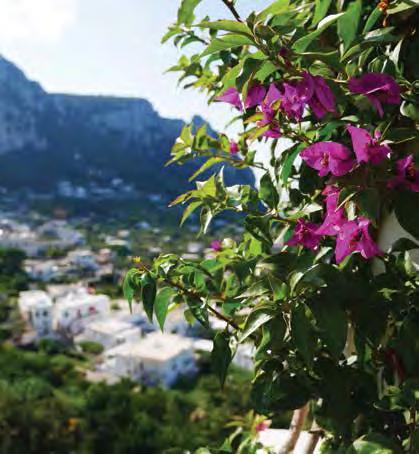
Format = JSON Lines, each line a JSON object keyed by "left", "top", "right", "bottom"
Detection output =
{"left": 0, "top": 0, "right": 77, "bottom": 43}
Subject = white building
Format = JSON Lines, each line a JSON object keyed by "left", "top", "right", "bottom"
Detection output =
{"left": 54, "top": 289, "right": 110, "bottom": 335}
{"left": 67, "top": 249, "right": 99, "bottom": 271}
{"left": 81, "top": 318, "right": 141, "bottom": 349}
{"left": 18, "top": 290, "right": 53, "bottom": 336}
{"left": 0, "top": 221, "right": 45, "bottom": 257}
{"left": 24, "top": 259, "right": 63, "bottom": 282}
{"left": 47, "top": 283, "right": 86, "bottom": 300}
{"left": 0, "top": 219, "right": 85, "bottom": 257}
{"left": 186, "top": 241, "right": 204, "bottom": 254}
{"left": 103, "top": 332, "right": 196, "bottom": 387}
{"left": 37, "top": 220, "right": 85, "bottom": 249}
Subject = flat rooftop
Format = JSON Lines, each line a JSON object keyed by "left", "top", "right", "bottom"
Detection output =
{"left": 105, "top": 332, "right": 192, "bottom": 362}
{"left": 86, "top": 318, "right": 135, "bottom": 335}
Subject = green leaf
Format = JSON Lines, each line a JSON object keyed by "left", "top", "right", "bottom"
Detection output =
{"left": 155, "top": 287, "right": 176, "bottom": 331}
{"left": 256, "top": 0, "right": 290, "bottom": 21}
{"left": 254, "top": 61, "right": 278, "bottom": 82}
{"left": 177, "top": 0, "right": 202, "bottom": 26}
{"left": 355, "top": 188, "right": 381, "bottom": 224}
{"left": 123, "top": 272, "right": 136, "bottom": 311}
{"left": 197, "top": 174, "right": 217, "bottom": 198}
{"left": 312, "top": 0, "right": 332, "bottom": 26}
{"left": 212, "top": 332, "right": 233, "bottom": 387}
{"left": 141, "top": 273, "right": 157, "bottom": 322}
{"left": 237, "top": 280, "right": 270, "bottom": 299}
{"left": 181, "top": 200, "right": 202, "bottom": 226}
{"left": 395, "top": 191, "right": 419, "bottom": 239}
{"left": 189, "top": 157, "right": 224, "bottom": 182}
{"left": 123, "top": 269, "right": 142, "bottom": 311}
{"left": 259, "top": 172, "right": 279, "bottom": 209}
{"left": 388, "top": 0, "right": 419, "bottom": 15}
{"left": 221, "top": 62, "right": 243, "bottom": 88}
{"left": 280, "top": 146, "right": 302, "bottom": 183}
{"left": 350, "top": 433, "right": 402, "bottom": 453}
{"left": 291, "top": 304, "right": 317, "bottom": 367}
{"left": 363, "top": 7, "right": 382, "bottom": 33}
{"left": 401, "top": 102, "right": 419, "bottom": 121}
{"left": 239, "top": 306, "right": 274, "bottom": 342}
{"left": 310, "top": 295, "right": 347, "bottom": 359}
{"left": 267, "top": 275, "right": 287, "bottom": 301}
{"left": 201, "top": 34, "right": 254, "bottom": 57}
{"left": 198, "top": 20, "right": 251, "bottom": 36}
{"left": 187, "top": 297, "right": 209, "bottom": 328}
{"left": 293, "top": 13, "right": 344, "bottom": 52}
{"left": 337, "top": 0, "right": 362, "bottom": 51}
{"left": 363, "top": 27, "right": 398, "bottom": 44}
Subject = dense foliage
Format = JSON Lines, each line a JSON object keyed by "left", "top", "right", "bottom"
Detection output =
{"left": 124, "top": 0, "right": 419, "bottom": 451}
{"left": 0, "top": 344, "right": 252, "bottom": 453}
{"left": 0, "top": 248, "right": 28, "bottom": 298}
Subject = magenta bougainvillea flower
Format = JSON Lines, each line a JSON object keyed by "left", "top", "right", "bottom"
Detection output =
{"left": 211, "top": 240, "right": 222, "bottom": 251}
{"left": 300, "top": 142, "right": 355, "bottom": 176}
{"left": 286, "top": 219, "right": 321, "bottom": 249}
{"left": 348, "top": 73, "right": 401, "bottom": 117}
{"left": 264, "top": 82, "right": 281, "bottom": 106}
{"left": 251, "top": 84, "right": 282, "bottom": 138}
{"left": 335, "top": 217, "right": 382, "bottom": 263}
{"left": 279, "top": 81, "right": 309, "bottom": 120}
{"left": 214, "top": 87, "right": 243, "bottom": 111}
{"left": 347, "top": 125, "right": 391, "bottom": 165}
{"left": 388, "top": 155, "right": 419, "bottom": 192}
{"left": 229, "top": 140, "right": 239, "bottom": 154}
{"left": 257, "top": 106, "right": 281, "bottom": 138}
{"left": 245, "top": 83, "right": 267, "bottom": 109}
{"left": 316, "top": 186, "right": 347, "bottom": 236}
{"left": 303, "top": 72, "right": 336, "bottom": 119}
{"left": 255, "top": 421, "right": 271, "bottom": 433}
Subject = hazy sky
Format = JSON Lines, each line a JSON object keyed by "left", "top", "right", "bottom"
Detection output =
{"left": 0, "top": 0, "right": 267, "bottom": 130}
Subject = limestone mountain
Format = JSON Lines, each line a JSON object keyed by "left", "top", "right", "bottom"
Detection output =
{"left": 0, "top": 56, "right": 253, "bottom": 198}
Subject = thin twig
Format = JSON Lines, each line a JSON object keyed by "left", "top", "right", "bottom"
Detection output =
{"left": 221, "top": 0, "right": 242, "bottom": 22}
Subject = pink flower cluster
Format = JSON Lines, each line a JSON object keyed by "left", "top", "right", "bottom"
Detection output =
{"left": 217, "top": 70, "right": 410, "bottom": 264}
{"left": 215, "top": 71, "right": 336, "bottom": 138}
{"left": 348, "top": 73, "right": 400, "bottom": 117}
{"left": 286, "top": 186, "right": 382, "bottom": 263}
{"left": 288, "top": 73, "right": 415, "bottom": 262}
{"left": 300, "top": 124, "right": 391, "bottom": 177}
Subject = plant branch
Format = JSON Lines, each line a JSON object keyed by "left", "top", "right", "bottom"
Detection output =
{"left": 221, "top": 0, "right": 242, "bottom": 22}
{"left": 303, "top": 420, "right": 323, "bottom": 454}
{"left": 280, "top": 404, "right": 309, "bottom": 453}
{"left": 136, "top": 262, "right": 240, "bottom": 331}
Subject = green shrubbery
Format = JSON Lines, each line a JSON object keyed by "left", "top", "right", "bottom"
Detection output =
{"left": 0, "top": 344, "right": 252, "bottom": 453}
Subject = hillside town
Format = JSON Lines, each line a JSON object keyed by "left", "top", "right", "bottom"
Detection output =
{"left": 17, "top": 284, "right": 254, "bottom": 388}
{"left": 1, "top": 208, "right": 253, "bottom": 388}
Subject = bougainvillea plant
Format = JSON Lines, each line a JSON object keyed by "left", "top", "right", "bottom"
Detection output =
{"left": 124, "top": 0, "right": 419, "bottom": 451}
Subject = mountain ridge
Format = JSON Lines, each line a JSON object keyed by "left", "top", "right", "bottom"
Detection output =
{"left": 0, "top": 56, "right": 254, "bottom": 199}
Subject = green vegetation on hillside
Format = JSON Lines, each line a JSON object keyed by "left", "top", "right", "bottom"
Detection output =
{"left": 0, "top": 344, "right": 252, "bottom": 453}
